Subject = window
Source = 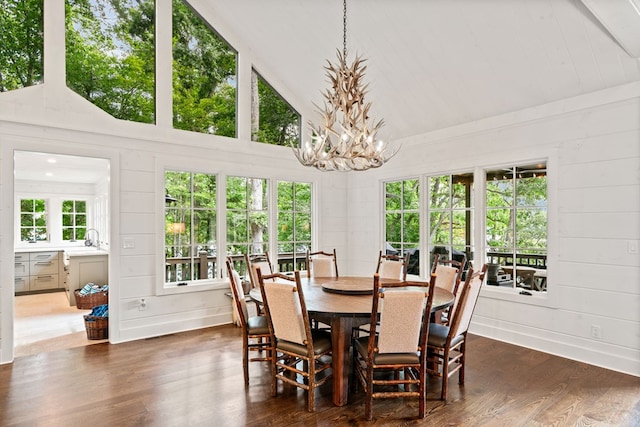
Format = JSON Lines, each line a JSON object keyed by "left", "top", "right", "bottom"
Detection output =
{"left": 172, "top": 0, "right": 237, "bottom": 136}
{"left": 251, "top": 69, "right": 301, "bottom": 147}
{"left": 0, "top": 0, "right": 44, "bottom": 92}
{"left": 428, "top": 173, "right": 474, "bottom": 271}
{"left": 486, "top": 163, "right": 547, "bottom": 291}
{"left": 383, "top": 179, "right": 420, "bottom": 275}
{"left": 20, "top": 199, "right": 48, "bottom": 242}
{"left": 164, "top": 171, "right": 217, "bottom": 284}
{"left": 226, "top": 176, "right": 268, "bottom": 268}
{"left": 277, "top": 181, "right": 312, "bottom": 272}
{"left": 65, "top": 0, "right": 155, "bottom": 123}
{"left": 62, "top": 200, "right": 87, "bottom": 241}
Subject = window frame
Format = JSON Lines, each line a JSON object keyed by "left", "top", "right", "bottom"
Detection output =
{"left": 61, "top": 199, "right": 87, "bottom": 242}
{"left": 156, "top": 157, "right": 316, "bottom": 296}
{"left": 426, "top": 171, "right": 475, "bottom": 274}
{"left": 381, "top": 177, "right": 421, "bottom": 276}
{"left": 477, "top": 155, "right": 555, "bottom": 306}
{"left": 164, "top": 170, "right": 218, "bottom": 286}
{"left": 276, "top": 180, "right": 312, "bottom": 273}
{"left": 19, "top": 198, "right": 49, "bottom": 243}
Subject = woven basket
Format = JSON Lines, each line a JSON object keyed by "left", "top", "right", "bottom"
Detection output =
{"left": 83, "top": 315, "right": 109, "bottom": 340}
{"left": 75, "top": 290, "right": 108, "bottom": 309}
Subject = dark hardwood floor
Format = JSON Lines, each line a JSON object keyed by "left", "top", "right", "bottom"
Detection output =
{"left": 1, "top": 324, "right": 638, "bottom": 426}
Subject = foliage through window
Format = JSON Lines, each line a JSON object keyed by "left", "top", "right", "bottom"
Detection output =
{"left": 165, "top": 171, "right": 217, "bottom": 283}
{"left": 251, "top": 69, "right": 300, "bottom": 146}
{"left": 173, "top": 0, "right": 237, "bottom": 136}
{"left": 486, "top": 163, "right": 547, "bottom": 291}
{"left": 428, "top": 173, "right": 474, "bottom": 271}
{"left": 0, "top": 0, "right": 44, "bottom": 92}
{"left": 277, "top": 181, "right": 311, "bottom": 272}
{"left": 62, "top": 200, "right": 87, "bottom": 241}
{"left": 65, "top": 0, "right": 155, "bottom": 123}
{"left": 384, "top": 179, "right": 420, "bottom": 275}
{"left": 20, "top": 199, "right": 48, "bottom": 242}
{"left": 226, "top": 176, "right": 268, "bottom": 268}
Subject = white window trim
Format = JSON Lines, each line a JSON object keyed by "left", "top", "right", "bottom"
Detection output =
{"left": 476, "top": 152, "right": 558, "bottom": 308}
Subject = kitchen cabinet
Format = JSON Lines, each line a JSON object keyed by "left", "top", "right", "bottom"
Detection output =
{"left": 66, "top": 252, "right": 108, "bottom": 306}
{"left": 15, "top": 251, "right": 66, "bottom": 294}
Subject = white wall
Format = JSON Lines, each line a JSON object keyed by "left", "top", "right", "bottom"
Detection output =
{"left": 0, "top": 84, "right": 346, "bottom": 362}
{"left": 346, "top": 83, "right": 640, "bottom": 376}
{"left": 0, "top": 0, "right": 637, "bottom": 378}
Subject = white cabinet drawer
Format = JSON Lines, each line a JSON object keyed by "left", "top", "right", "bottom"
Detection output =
{"left": 15, "top": 261, "right": 29, "bottom": 277}
{"left": 30, "top": 274, "right": 60, "bottom": 291}
{"left": 30, "top": 259, "right": 59, "bottom": 275}
{"left": 15, "top": 277, "right": 29, "bottom": 293}
{"left": 15, "top": 252, "right": 29, "bottom": 263}
{"left": 30, "top": 251, "right": 59, "bottom": 262}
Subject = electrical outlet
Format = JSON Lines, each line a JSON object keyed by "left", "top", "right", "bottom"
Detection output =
{"left": 591, "top": 325, "right": 602, "bottom": 340}
{"left": 123, "top": 238, "right": 135, "bottom": 249}
{"left": 629, "top": 240, "right": 639, "bottom": 254}
{"left": 139, "top": 298, "right": 147, "bottom": 311}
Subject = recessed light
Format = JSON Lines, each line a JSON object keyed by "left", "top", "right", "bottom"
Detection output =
{"left": 47, "top": 158, "right": 57, "bottom": 164}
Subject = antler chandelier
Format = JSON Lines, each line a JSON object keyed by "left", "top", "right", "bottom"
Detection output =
{"left": 292, "top": 0, "right": 398, "bottom": 172}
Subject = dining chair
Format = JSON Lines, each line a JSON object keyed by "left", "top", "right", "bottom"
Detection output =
{"left": 225, "top": 258, "right": 272, "bottom": 386}
{"left": 431, "top": 253, "right": 466, "bottom": 325}
{"left": 256, "top": 267, "right": 333, "bottom": 412}
{"left": 353, "top": 273, "right": 437, "bottom": 420}
{"left": 306, "top": 249, "right": 339, "bottom": 278}
{"left": 375, "top": 250, "right": 410, "bottom": 281}
{"left": 245, "top": 252, "right": 274, "bottom": 289}
{"left": 427, "top": 263, "right": 488, "bottom": 401}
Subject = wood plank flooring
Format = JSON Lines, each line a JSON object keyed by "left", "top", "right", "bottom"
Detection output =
{"left": 1, "top": 324, "right": 639, "bottom": 426}
{"left": 14, "top": 291, "right": 106, "bottom": 357}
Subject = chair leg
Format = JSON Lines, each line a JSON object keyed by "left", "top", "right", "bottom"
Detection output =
{"left": 307, "top": 358, "right": 316, "bottom": 412}
{"left": 271, "top": 351, "right": 278, "bottom": 397}
{"left": 243, "top": 336, "right": 249, "bottom": 386}
{"left": 365, "top": 366, "right": 373, "bottom": 420}
{"left": 419, "top": 367, "right": 426, "bottom": 419}
{"left": 459, "top": 338, "right": 466, "bottom": 385}
{"left": 441, "top": 347, "right": 450, "bottom": 401}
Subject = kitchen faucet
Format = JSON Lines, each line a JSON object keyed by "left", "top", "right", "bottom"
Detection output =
{"left": 84, "top": 228, "right": 100, "bottom": 249}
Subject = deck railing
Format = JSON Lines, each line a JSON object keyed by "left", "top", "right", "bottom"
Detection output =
{"left": 165, "top": 251, "right": 308, "bottom": 282}
{"left": 486, "top": 251, "right": 547, "bottom": 269}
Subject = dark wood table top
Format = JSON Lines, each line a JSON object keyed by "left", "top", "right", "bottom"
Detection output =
{"left": 249, "top": 275, "right": 454, "bottom": 318}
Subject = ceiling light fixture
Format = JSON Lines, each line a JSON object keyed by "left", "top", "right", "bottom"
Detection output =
{"left": 291, "top": 0, "right": 398, "bottom": 171}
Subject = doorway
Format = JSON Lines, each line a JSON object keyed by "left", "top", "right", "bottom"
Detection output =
{"left": 13, "top": 151, "right": 111, "bottom": 357}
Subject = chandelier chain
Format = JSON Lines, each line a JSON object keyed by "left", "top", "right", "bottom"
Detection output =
{"left": 343, "top": 0, "right": 347, "bottom": 59}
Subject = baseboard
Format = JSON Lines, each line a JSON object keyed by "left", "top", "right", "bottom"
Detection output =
{"left": 470, "top": 320, "right": 640, "bottom": 378}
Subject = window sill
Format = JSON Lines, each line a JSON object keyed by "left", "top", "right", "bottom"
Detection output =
{"left": 480, "top": 285, "right": 552, "bottom": 307}
{"left": 159, "top": 279, "right": 228, "bottom": 296}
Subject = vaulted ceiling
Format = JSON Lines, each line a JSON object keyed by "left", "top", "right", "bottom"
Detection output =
{"left": 202, "top": 0, "right": 640, "bottom": 141}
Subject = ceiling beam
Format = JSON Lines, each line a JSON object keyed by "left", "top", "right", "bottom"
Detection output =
{"left": 581, "top": 0, "right": 640, "bottom": 58}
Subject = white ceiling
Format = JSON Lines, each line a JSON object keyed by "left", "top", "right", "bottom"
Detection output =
{"left": 14, "top": 151, "right": 109, "bottom": 184}
{"left": 202, "top": 0, "right": 640, "bottom": 141}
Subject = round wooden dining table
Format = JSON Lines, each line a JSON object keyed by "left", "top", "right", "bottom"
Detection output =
{"left": 249, "top": 275, "right": 455, "bottom": 407}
